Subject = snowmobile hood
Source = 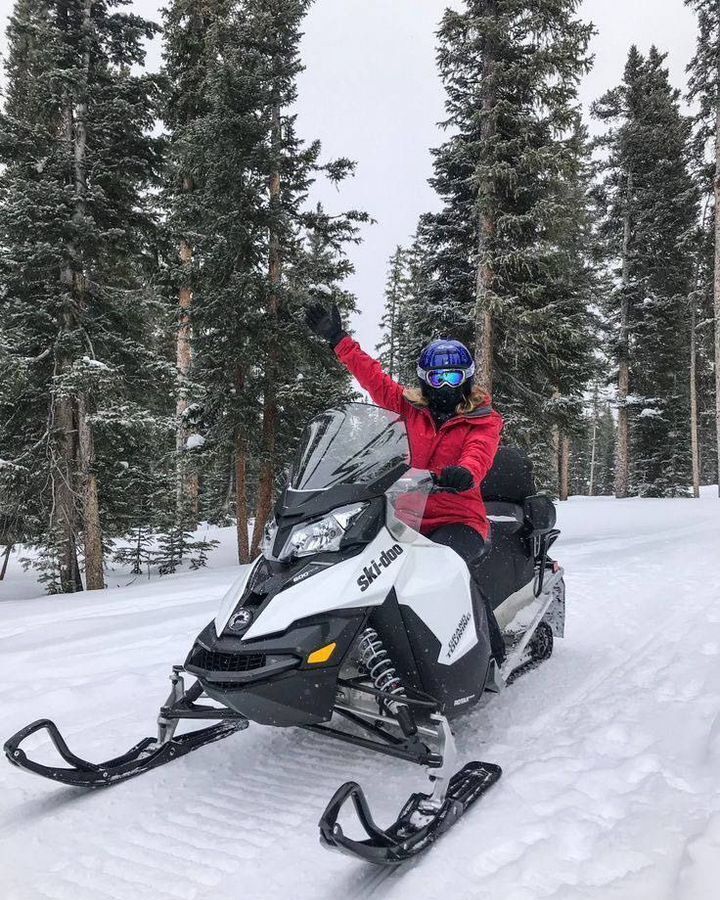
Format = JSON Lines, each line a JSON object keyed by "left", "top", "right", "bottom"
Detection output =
{"left": 240, "top": 528, "right": 408, "bottom": 642}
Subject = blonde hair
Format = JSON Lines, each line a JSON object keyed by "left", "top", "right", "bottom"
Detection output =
{"left": 403, "top": 384, "right": 491, "bottom": 415}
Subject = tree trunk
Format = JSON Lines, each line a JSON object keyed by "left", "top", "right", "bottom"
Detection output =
{"left": 615, "top": 172, "right": 633, "bottom": 499}
{"left": 714, "top": 93, "right": 720, "bottom": 497}
{"left": 53, "top": 0, "right": 102, "bottom": 591}
{"left": 235, "top": 435, "right": 250, "bottom": 563}
{"left": 475, "top": 307, "right": 494, "bottom": 392}
{"left": 176, "top": 171, "right": 199, "bottom": 523}
{"left": 53, "top": 384, "right": 82, "bottom": 592}
{"left": 588, "top": 381, "right": 599, "bottom": 496}
{"left": 72, "top": 0, "right": 104, "bottom": 589}
{"left": 615, "top": 333, "right": 630, "bottom": 498}
{"left": 0, "top": 544, "right": 13, "bottom": 581}
{"left": 56, "top": 85, "right": 82, "bottom": 592}
{"left": 552, "top": 419, "right": 560, "bottom": 492}
{"left": 559, "top": 435, "right": 570, "bottom": 502}
{"left": 175, "top": 236, "right": 199, "bottom": 523}
{"left": 77, "top": 393, "right": 105, "bottom": 589}
{"left": 253, "top": 396, "right": 278, "bottom": 559}
{"left": 589, "top": 421, "right": 598, "bottom": 496}
{"left": 251, "top": 107, "right": 282, "bottom": 558}
{"left": 53, "top": 46, "right": 83, "bottom": 593}
{"left": 690, "top": 298, "right": 701, "bottom": 498}
{"left": 473, "top": 6, "right": 497, "bottom": 393}
{"left": 224, "top": 451, "right": 236, "bottom": 520}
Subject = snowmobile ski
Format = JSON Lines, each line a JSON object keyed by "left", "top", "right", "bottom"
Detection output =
{"left": 319, "top": 760, "right": 502, "bottom": 864}
{"left": 4, "top": 718, "right": 245, "bottom": 787}
{"left": 4, "top": 668, "right": 248, "bottom": 788}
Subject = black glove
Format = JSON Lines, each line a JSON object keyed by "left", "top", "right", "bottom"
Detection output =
{"left": 304, "top": 302, "right": 346, "bottom": 348}
{"left": 437, "top": 466, "right": 475, "bottom": 493}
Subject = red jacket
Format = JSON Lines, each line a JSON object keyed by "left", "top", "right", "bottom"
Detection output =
{"left": 335, "top": 337, "right": 504, "bottom": 539}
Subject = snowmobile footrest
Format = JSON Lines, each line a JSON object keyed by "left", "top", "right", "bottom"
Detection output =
{"left": 318, "top": 760, "right": 502, "bottom": 864}
{"left": 4, "top": 717, "right": 247, "bottom": 788}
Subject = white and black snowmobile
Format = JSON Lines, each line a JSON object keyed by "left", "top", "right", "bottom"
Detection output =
{"left": 5, "top": 402, "right": 565, "bottom": 865}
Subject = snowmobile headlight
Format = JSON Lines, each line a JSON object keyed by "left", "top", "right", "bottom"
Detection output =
{"left": 280, "top": 503, "right": 368, "bottom": 559}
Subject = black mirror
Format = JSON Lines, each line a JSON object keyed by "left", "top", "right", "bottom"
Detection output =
{"left": 523, "top": 494, "right": 556, "bottom": 534}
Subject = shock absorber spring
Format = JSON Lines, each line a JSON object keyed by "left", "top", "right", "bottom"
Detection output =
{"left": 357, "top": 627, "right": 407, "bottom": 713}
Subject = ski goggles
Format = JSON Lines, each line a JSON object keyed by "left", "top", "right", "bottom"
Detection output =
{"left": 422, "top": 369, "right": 469, "bottom": 389}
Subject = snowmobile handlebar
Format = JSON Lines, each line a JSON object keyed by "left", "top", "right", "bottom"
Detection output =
{"left": 393, "top": 475, "right": 461, "bottom": 497}
{"left": 428, "top": 472, "right": 466, "bottom": 495}
{"left": 431, "top": 485, "right": 463, "bottom": 495}
{"left": 393, "top": 474, "right": 465, "bottom": 496}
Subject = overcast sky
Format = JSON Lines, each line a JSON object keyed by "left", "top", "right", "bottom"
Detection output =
{"left": 0, "top": 0, "right": 700, "bottom": 349}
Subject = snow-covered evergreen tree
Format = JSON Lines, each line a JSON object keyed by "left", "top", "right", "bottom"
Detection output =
{"left": 593, "top": 46, "right": 698, "bottom": 497}
{"left": 159, "top": 0, "right": 215, "bottom": 566}
{"left": 569, "top": 381, "right": 616, "bottom": 496}
{"left": 382, "top": 238, "right": 430, "bottom": 385}
{"left": 376, "top": 247, "right": 411, "bottom": 380}
{"left": 0, "top": 0, "right": 167, "bottom": 591}
{"left": 161, "top": 0, "right": 367, "bottom": 563}
{"left": 405, "top": 0, "right": 596, "bottom": 486}
{"left": 685, "top": 0, "right": 720, "bottom": 492}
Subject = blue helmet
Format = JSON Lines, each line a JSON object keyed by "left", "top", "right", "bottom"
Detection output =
{"left": 417, "top": 339, "right": 475, "bottom": 384}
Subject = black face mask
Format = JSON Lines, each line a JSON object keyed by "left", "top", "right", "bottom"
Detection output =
{"left": 421, "top": 382, "right": 466, "bottom": 421}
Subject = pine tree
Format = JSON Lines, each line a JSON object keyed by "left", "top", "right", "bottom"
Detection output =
{"left": 0, "top": 0, "right": 166, "bottom": 591}
{"left": 386, "top": 238, "right": 430, "bottom": 385}
{"left": 569, "top": 381, "right": 616, "bottom": 496}
{"left": 164, "top": 3, "right": 204, "bottom": 532}
{"left": 161, "top": 0, "right": 214, "bottom": 565}
{"left": 407, "top": 0, "right": 596, "bottom": 486}
{"left": 686, "top": 0, "right": 720, "bottom": 492}
{"left": 376, "top": 246, "right": 410, "bottom": 379}
{"left": 545, "top": 123, "right": 602, "bottom": 497}
{"left": 593, "top": 46, "right": 699, "bottom": 497}
{"left": 691, "top": 216, "right": 719, "bottom": 486}
{"left": 161, "top": 0, "right": 367, "bottom": 563}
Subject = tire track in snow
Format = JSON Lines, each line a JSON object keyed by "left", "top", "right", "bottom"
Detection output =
{"left": 373, "top": 504, "right": 720, "bottom": 900}
{"left": 3, "top": 495, "right": 719, "bottom": 900}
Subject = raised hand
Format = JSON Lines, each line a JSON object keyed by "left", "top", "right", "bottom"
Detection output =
{"left": 304, "top": 302, "right": 346, "bottom": 348}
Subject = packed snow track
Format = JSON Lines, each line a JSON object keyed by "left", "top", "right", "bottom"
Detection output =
{"left": 1, "top": 492, "right": 719, "bottom": 900}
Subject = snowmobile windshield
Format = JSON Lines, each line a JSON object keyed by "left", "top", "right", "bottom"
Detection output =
{"left": 290, "top": 404, "right": 410, "bottom": 493}
{"left": 385, "top": 469, "right": 434, "bottom": 542}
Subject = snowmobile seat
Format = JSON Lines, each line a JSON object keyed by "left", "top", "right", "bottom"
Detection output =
{"left": 477, "top": 447, "right": 537, "bottom": 610}
{"left": 481, "top": 446, "right": 535, "bottom": 506}
{"left": 523, "top": 494, "right": 556, "bottom": 535}
{"left": 484, "top": 501, "right": 525, "bottom": 534}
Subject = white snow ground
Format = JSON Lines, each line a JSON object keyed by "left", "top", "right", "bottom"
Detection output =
{"left": 1, "top": 491, "right": 719, "bottom": 900}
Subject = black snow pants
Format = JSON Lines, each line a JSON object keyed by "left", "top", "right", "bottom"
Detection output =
{"left": 428, "top": 524, "right": 506, "bottom": 664}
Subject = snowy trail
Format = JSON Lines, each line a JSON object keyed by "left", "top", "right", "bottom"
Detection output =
{"left": 1, "top": 494, "right": 719, "bottom": 900}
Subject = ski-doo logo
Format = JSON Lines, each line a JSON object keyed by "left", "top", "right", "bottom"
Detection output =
{"left": 447, "top": 612, "right": 471, "bottom": 659}
{"left": 357, "top": 544, "right": 404, "bottom": 592}
{"left": 228, "top": 608, "right": 253, "bottom": 633}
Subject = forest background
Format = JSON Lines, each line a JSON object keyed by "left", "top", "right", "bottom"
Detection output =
{"left": 0, "top": 0, "right": 717, "bottom": 594}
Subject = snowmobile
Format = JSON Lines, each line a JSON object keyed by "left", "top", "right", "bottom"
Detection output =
{"left": 5, "top": 402, "right": 564, "bottom": 865}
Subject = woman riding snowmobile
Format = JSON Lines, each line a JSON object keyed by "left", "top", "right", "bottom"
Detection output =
{"left": 304, "top": 302, "right": 506, "bottom": 661}
{"left": 5, "top": 308, "right": 566, "bottom": 863}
